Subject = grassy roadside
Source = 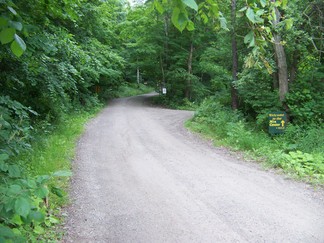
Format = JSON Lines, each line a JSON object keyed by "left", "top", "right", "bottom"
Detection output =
{"left": 12, "top": 108, "right": 102, "bottom": 241}
{"left": 185, "top": 99, "right": 324, "bottom": 186}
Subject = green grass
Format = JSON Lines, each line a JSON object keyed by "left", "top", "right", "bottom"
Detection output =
{"left": 22, "top": 112, "right": 98, "bottom": 177}
{"left": 21, "top": 108, "right": 102, "bottom": 197}
{"left": 14, "top": 107, "right": 102, "bottom": 241}
{"left": 116, "top": 83, "right": 154, "bottom": 98}
{"left": 149, "top": 95, "right": 199, "bottom": 111}
{"left": 185, "top": 102, "right": 324, "bottom": 186}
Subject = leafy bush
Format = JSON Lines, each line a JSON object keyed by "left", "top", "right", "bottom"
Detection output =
{"left": 281, "top": 151, "right": 324, "bottom": 178}
{"left": 0, "top": 163, "right": 70, "bottom": 242}
{"left": 0, "top": 96, "right": 35, "bottom": 157}
{"left": 235, "top": 68, "right": 282, "bottom": 122}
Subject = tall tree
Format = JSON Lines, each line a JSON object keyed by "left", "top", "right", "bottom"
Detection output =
{"left": 271, "top": 0, "right": 289, "bottom": 103}
{"left": 231, "top": 0, "right": 239, "bottom": 109}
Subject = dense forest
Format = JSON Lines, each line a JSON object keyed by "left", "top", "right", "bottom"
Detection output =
{"left": 0, "top": 0, "right": 323, "bottom": 241}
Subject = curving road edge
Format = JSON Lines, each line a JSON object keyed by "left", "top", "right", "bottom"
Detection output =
{"left": 62, "top": 94, "right": 324, "bottom": 242}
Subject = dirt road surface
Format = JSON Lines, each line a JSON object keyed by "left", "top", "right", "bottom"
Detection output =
{"left": 63, "top": 94, "right": 324, "bottom": 242}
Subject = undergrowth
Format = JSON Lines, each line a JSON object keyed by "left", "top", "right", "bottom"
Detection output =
{"left": 0, "top": 108, "right": 101, "bottom": 242}
{"left": 149, "top": 95, "right": 199, "bottom": 111}
{"left": 186, "top": 97, "right": 324, "bottom": 185}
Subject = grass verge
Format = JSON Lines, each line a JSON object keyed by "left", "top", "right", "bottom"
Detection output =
{"left": 14, "top": 107, "right": 102, "bottom": 241}
{"left": 186, "top": 98, "right": 324, "bottom": 186}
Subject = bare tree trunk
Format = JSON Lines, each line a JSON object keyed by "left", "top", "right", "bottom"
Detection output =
{"left": 185, "top": 42, "right": 193, "bottom": 99}
{"left": 137, "top": 66, "right": 140, "bottom": 87}
{"left": 163, "top": 15, "right": 169, "bottom": 70}
{"left": 289, "top": 51, "right": 299, "bottom": 84}
{"left": 160, "top": 54, "right": 165, "bottom": 89}
{"left": 272, "top": 2, "right": 289, "bottom": 102}
{"left": 160, "top": 14, "right": 169, "bottom": 92}
{"left": 231, "top": 0, "right": 239, "bottom": 110}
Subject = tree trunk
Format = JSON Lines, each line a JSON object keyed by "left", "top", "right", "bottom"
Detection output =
{"left": 272, "top": 2, "right": 289, "bottom": 102}
{"left": 289, "top": 50, "right": 299, "bottom": 84}
{"left": 185, "top": 42, "right": 194, "bottom": 99}
{"left": 231, "top": 0, "right": 239, "bottom": 110}
{"left": 137, "top": 66, "right": 140, "bottom": 87}
{"left": 160, "top": 54, "right": 165, "bottom": 90}
{"left": 160, "top": 14, "right": 169, "bottom": 92}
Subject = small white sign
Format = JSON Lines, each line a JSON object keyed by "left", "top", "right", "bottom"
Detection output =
{"left": 162, "top": 88, "right": 167, "bottom": 94}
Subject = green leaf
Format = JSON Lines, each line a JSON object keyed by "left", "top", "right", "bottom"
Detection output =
{"left": 0, "top": 17, "right": 8, "bottom": 27}
{"left": 246, "top": 8, "right": 256, "bottom": 23}
{"left": 51, "top": 186, "right": 65, "bottom": 197}
{"left": 23, "top": 179, "right": 37, "bottom": 189}
{"left": 49, "top": 216, "right": 59, "bottom": 224}
{"left": 52, "top": 170, "right": 72, "bottom": 177}
{"left": 0, "top": 225, "right": 15, "bottom": 238}
{"left": 182, "top": 0, "right": 198, "bottom": 11}
{"left": 0, "top": 161, "right": 8, "bottom": 172}
{"left": 33, "top": 225, "right": 45, "bottom": 235}
{"left": 0, "top": 28, "right": 15, "bottom": 44}
{"left": 282, "top": 0, "right": 288, "bottom": 9}
{"left": 8, "top": 184, "right": 22, "bottom": 195}
{"left": 0, "top": 153, "right": 9, "bottom": 162}
{"left": 35, "top": 186, "right": 49, "bottom": 199}
{"left": 154, "top": 0, "right": 164, "bottom": 14}
{"left": 186, "top": 21, "right": 195, "bottom": 31}
{"left": 244, "top": 31, "right": 254, "bottom": 44}
{"left": 172, "top": 8, "right": 188, "bottom": 32}
{"left": 248, "top": 35, "right": 255, "bottom": 48}
{"left": 10, "top": 34, "right": 26, "bottom": 57}
{"left": 36, "top": 175, "right": 50, "bottom": 184}
{"left": 239, "top": 6, "right": 247, "bottom": 12}
{"left": 28, "top": 211, "right": 45, "bottom": 222}
{"left": 260, "top": 0, "right": 266, "bottom": 7}
{"left": 209, "top": 3, "right": 219, "bottom": 16}
{"left": 8, "top": 164, "right": 21, "bottom": 178}
{"left": 201, "top": 12, "right": 208, "bottom": 24}
{"left": 14, "top": 197, "right": 31, "bottom": 218}
{"left": 7, "top": 6, "right": 17, "bottom": 15}
{"left": 9, "top": 21, "right": 23, "bottom": 31}
{"left": 172, "top": 7, "right": 181, "bottom": 29}
{"left": 285, "top": 18, "right": 293, "bottom": 30}
{"left": 178, "top": 12, "right": 189, "bottom": 31}
{"left": 11, "top": 214, "right": 24, "bottom": 225}
{"left": 219, "top": 15, "right": 229, "bottom": 31}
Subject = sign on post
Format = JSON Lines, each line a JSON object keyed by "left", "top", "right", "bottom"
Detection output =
{"left": 268, "top": 112, "right": 287, "bottom": 134}
{"left": 162, "top": 87, "right": 167, "bottom": 95}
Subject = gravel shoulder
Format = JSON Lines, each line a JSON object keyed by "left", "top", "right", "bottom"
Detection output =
{"left": 62, "top": 93, "right": 324, "bottom": 242}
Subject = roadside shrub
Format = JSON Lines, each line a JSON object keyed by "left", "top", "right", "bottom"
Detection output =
{"left": 281, "top": 151, "right": 324, "bottom": 179}
{"left": 0, "top": 96, "right": 35, "bottom": 157}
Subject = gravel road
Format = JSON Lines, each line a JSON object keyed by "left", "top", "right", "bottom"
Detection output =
{"left": 63, "top": 93, "right": 324, "bottom": 242}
